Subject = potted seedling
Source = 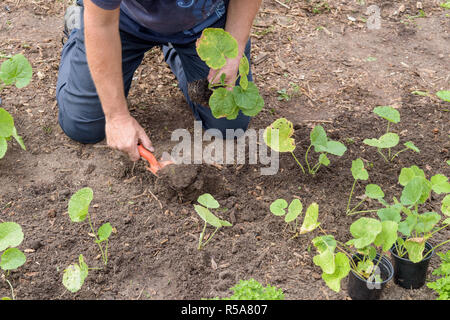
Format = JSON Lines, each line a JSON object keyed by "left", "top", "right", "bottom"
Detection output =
{"left": 269, "top": 198, "right": 320, "bottom": 238}
{"left": 194, "top": 28, "right": 264, "bottom": 119}
{"left": 346, "top": 158, "right": 385, "bottom": 215}
{"left": 0, "top": 222, "right": 26, "bottom": 300}
{"left": 381, "top": 166, "right": 450, "bottom": 289}
{"left": 363, "top": 106, "right": 419, "bottom": 163}
{"left": 193, "top": 193, "right": 232, "bottom": 250}
{"left": 298, "top": 205, "right": 395, "bottom": 299}
{"left": 263, "top": 118, "right": 346, "bottom": 175}
{"left": 0, "top": 54, "right": 31, "bottom": 159}
{"left": 62, "top": 187, "right": 113, "bottom": 293}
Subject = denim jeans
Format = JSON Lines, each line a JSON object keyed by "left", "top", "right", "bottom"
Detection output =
{"left": 56, "top": 1, "right": 252, "bottom": 143}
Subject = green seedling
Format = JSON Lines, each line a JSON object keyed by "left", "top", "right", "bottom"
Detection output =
{"left": 67, "top": 187, "right": 112, "bottom": 266}
{"left": 0, "top": 222, "right": 26, "bottom": 300}
{"left": 297, "top": 205, "right": 396, "bottom": 293}
{"left": 270, "top": 198, "right": 319, "bottom": 238}
{"left": 427, "top": 250, "right": 450, "bottom": 300}
{"left": 63, "top": 188, "right": 113, "bottom": 293}
{"left": 436, "top": 90, "right": 450, "bottom": 102}
{"left": 211, "top": 278, "right": 284, "bottom": 300}
{"left": 346, "top": 158, "right": 386, "bottom": 215}
{"left": 264, "top": 118, "right": 346, "bottom": 175}
{"left": 383, "top": 166, "right": 450, "bottom": 263}
{"left": 196, "top": 28, "right": 264, "bottom": 119}
{"left": 441, "top": 2, "right": 450, "bottom": 9}
{"left": 194, "top": 193, "right": 232, "bottom": 250}
{"left": 363, "top": 106, "right": 419, "bottom": 162}
{"left": 0, "top": 54, "right": 32, "bottom": 159}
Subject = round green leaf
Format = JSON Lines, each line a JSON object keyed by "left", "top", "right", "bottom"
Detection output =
{"left": 436, "top": 90, "right": 450, "bottom": 102}
{"left": 310, "top": 125, "right": 327, "bottom": 148}
{"left": 365, "top": 184, "right": 384, "bottom": 199}
{"left": 316, "top": 140, "right": 347, "bottom": 156}
{"left": 285, "top": 199, "right": 303, "bottom": 223}
{"left": 346, "top": 217, "right": 382, "bottom": 249}
{"left": 442, "top": 195, "right": 450, "bottom": 216}
{"left": 263, "top": 118, "right": 295, "bottom": 153}
{"left": 351, "top": 158, "right": 368, "bottom": 181}
{"left": 318, "top": 153, "right": 330, "bottom": 166}
{"left": 404, "top": 238, "right": 426, "bottom": 263}
{"left": 0, "top": 54, "right": 33, "bottom": 89}
{"left": 0, "top": 108, "right": 14, "bottom": 138}
{"left": 0, "top": 137, "right": 7, "bottom": 159}
{"left": 194, "top": 205, "right": 222, "bottom": 228}
{"left": 398, "top": 165, "right": 425, "bottom": 186}
{"left": 196, "top": 28, "right": 238, "bottom": 70}
{"left": 0, "top": 248, "right": 26, "bottom": 271}
{"left": 398, "top": 214, "right": 417, "bottom": 237}
{"left": 374, "top": 221, "right": 398, "bottom": 252}
{"left": 377, "top": 207, "right": 401, "bottom": 223}
{"left": 197, "top": 193, "right": 220, "bottom": 209}
{"left": 312, "top": 235, "right": 337, "bottom": 275}
{"left": 321, "top": 252, "right": 350, "bottom": 293}
{"left": 0, "top": 222, "right": 24, "bottom": 251}
{"left": 209, "top": 87, "right": 237, "bottom": 119}
{"left": 373, "top": 106, "right": 400, "bottom": 123}
{"left": 300, "top": 202, "right": 320, "bottom": 234}
{"left": 63, "top": 264, "right": 86, "bottom": 293}
{"left": 68, "top": 187, "right": 93, "bottom": 222}
{"left": 400, "top": 177, "right": 425, "bottom": 206}
{"left": 97, "top": 223, "right": 112, "bottom": 242}
{"left": 415, "top": 212, "right": 441, "bottom": 233}
{"left": 404, "top": 141, "right": 419, "bottom": 153}
{"left": 270, "top": 199, "right": 288, "bottom": 216}
{"left": 232, "top": 82, "right": 262, "bottom": 111}
{"left": 430, "top": 174, "right": 450, "bottom": 194}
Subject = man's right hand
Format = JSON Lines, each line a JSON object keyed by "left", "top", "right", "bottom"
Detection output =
{"left": 105, "top": 112, "right": 154, "bottom": 162}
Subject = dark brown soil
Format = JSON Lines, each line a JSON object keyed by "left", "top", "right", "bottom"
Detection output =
{"left": 0, "top": 0, "right": 449, "bottom": 300}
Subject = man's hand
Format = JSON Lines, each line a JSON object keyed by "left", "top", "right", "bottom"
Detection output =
{"left": 207, "top": 53, "right": 242, "bottom": 90}
{"left": 105, "top": 113, "right": 154, "bottom": 162}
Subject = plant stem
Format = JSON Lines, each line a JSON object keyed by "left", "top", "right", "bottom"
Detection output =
{"left": 198, "top": 222, "right": 207, "bottom": 250}
{"left": 348, "top": 197, "right": 367, "bottom": 215}
{"left": 4, "top": 278, "right": 15, "bottom": 300}
{"left": 429, "top": 224, "right": 449, "bottom": 238}
{"left": 377, "top": 148, "right": 389, "bottom": 163}
{"left": 87, "top": 213, "right": 107, "bottom": 265}
{"left": 347, "top": 209, "right": 380, "bottom": 216}
{"left": 424, "top": 238, "right": 450, "bottom": 260}
{"left": 391, "top": 148, "right": 408, "bottom": 161}
{"left": 202, "top": 227, "right": 219, "bottom": 248}
{"left": 346, "top": 179, "right": 357, "bottom": 214}
{"left": 290, "top": 151, "right": 305, "bottom": 174}
{"left": 305, "top": 145, "right": 312, "bottom": 173}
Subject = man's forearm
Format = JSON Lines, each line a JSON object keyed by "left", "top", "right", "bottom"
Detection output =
{"left": 84, "top": 0, "right": 128, "bottom": 120}
{"left": 225, "top": 0, "right": 262, "bottom": 56}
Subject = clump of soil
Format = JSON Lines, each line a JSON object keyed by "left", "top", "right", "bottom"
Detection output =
{"left": 155, "top": 164, "right": 226, "bottom": 202}
{"left": 187, "top": 79, "right": 212, "bottom": 106}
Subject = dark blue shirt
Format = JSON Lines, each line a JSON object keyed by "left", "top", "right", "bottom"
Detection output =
{"left": 91, "top": 0, "right": 226, "bottom": 34}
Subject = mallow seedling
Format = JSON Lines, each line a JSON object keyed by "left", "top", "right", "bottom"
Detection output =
{"left": 308, "top": 216, "right": 397, "bottom": 293}
{"left": 63, "top": 187, "right": 113, "bottom": 293}
{"left": 264, "top": 118, "right": 346, "bottom": 175}
{"left": 363, "top": 106, "right": 419, "bottom": 162}
{"left": 381, "top": 166, "right": 450, "bottom": 263}
{"left": 0, "top": 54, "right": 32, "bottom": 159}
{"left": 194, "top": 193, "right": 232, "bottom": 250}
{"left": 0, "top": 222, "right": 26, "bottom": 300}
{"left": 196, "top": 28, "right": 264, "bottom": 119}
{"left": 269, "top": 198, "right": 320, "bottom": 238}
{"left": 211, "top": 278, "right": 284, "bottom": 300}
{"left": 346, "top": 158, "right": 386, "bottom": 215}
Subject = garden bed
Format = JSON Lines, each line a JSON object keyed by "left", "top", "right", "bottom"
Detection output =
{"left": 0, "top": 0, "right": 449, "bottom": 300}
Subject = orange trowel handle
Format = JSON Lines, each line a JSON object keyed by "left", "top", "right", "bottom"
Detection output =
{"left": 138, "top": 144, "right": 161, "bottom": 175}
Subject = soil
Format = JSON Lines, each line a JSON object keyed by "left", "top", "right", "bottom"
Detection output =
{"left": 0, "top": 0, "right": 449, "bottom": 300}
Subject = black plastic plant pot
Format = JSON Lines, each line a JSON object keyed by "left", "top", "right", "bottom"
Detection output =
{"left": 390, "top": 241, "right": 434, "bottom": 289}
{"left": 347, "top": 254, "right": 394, "bottom": 300}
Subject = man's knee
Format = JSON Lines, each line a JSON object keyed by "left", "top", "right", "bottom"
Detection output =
{"left": 57, "top": 96, "right": 105, "bottom": 144}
